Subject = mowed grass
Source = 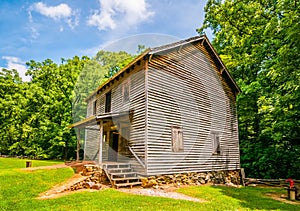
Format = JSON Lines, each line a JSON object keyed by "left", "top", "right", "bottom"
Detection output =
{"left": 178, "top": 185, "right": 299, "bottom": 210}
{"left": 0, "top": 158, "right": 299, "bottom": 211}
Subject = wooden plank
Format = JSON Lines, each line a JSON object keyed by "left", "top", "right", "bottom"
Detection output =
{"left": 98, "top": 121, "right": 103, "bottom": 163}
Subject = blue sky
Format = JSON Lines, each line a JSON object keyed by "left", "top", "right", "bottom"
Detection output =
{"left": 0, "top": 0, "right": 209, "bottom": 81}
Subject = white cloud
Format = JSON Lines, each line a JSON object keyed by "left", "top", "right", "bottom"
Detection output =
{"left": 87, "top": 0, "right": 154, "bottom": 31}
{"left": 31, "top": 2, "right": 71, "bottom": 20}
{"left": 2, "top": 56, "right": 31, "bottom": 82}
{"left": 29, "top": 2, "right": 79, "bottom": 30}
{"left": 30, "top": 26, "right": 40, "bottom": 39}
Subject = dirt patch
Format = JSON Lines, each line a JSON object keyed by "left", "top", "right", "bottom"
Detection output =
{"left": 22, "top": 161, "right": 96, "bottom": 172}
{"left": 22, "top": 164, "right": 70, "bottom": 171}
{"left": 265, "top": 193, "right": 300, "bottom": 205}
{"left": 38, "top": 173, "right": 110, "bottom": 199}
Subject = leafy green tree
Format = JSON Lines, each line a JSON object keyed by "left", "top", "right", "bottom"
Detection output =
{"left": 24, "top": 57, "right": 90, "bottom": 159}
{"left": 0, "top": 49, "right": 134, "bottom": 160}
{"left": 199, "top": 0, "right": 300, "bottom": 178}
{"left": 94, "top": 50, "right": 133, "bottom": 79}
{"left": 0, "top": 69, "right": 27, "bottom": 155}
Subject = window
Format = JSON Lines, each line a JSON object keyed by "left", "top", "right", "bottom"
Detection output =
{"left": 93, "top": 100, "right": 97, "bottom": 115}
{"left": 105, "top": 91, "right": 111, "bottom": 113}
{"left": 212, "top": 132, "right": 221, "bottom": 155}
{"left": 123, "top": 80, "right": 130, "bottom": 102}
{"left": 172, "top": 127, "right": 183, "bottom": 152}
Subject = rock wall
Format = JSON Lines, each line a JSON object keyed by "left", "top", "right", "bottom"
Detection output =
{"left": 141, "top": 170, "right": 241, "bottom": 188}
{"left": 64, "top": 165, "right": 241, "bottom": 191}
{"left": 64, "top": 165, "right": 108, "bottom": 191}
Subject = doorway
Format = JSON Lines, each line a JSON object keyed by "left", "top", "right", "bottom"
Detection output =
{"left": 108, "top": 132, "right": 119, "bottom": 161}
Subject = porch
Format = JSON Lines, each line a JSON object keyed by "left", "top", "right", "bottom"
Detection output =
{"left": 69, "top": 111, "right": 146, "bottom": 175}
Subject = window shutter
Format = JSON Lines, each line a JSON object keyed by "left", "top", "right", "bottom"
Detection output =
{"left": 172, "top": 127, "right": 183, "bottom": 152}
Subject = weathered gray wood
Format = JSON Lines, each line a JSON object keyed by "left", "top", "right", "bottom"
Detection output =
{"left": 81, "top": 36, "right": 240, "bottom": 176}
{"left": 76, "top": 128, "right": 80, "bottom": 161}
{"left": 98, "top": 121, "right": 103, "bottom": 164}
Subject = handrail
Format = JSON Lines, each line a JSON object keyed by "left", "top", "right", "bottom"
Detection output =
{"left": 128, "top": 145, "right": 146, "bottom": 169}
{"left": 102, "top": 164, "right": 114, "bottom": 186}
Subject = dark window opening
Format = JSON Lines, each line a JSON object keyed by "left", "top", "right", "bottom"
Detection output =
{"left": 105, "top": 91, "right": 111, "bottom": 113}
{"left": 172, "top": 127, "right": 183, "bottom": 152}
{"left": 123, "top": 81, "right": 130, "bottom": 102}
{"left": 93, "top": 100, "right": 97, "bottom": 115}
{"left": 212, "top": 132, "right": 221, "bottom": 155}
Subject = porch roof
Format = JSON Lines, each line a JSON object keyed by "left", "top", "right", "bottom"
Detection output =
{"left": 68, "top": 110, "right": 132, "bottom": 129}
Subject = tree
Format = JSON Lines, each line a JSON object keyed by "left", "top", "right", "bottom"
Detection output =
{"left": 0, "top": 48, "right": 134, "bottom": 160}
{"left": 0, "top": 69, "right": 27, "bottom": 155}
{"left": 94, "top": 50, "right": 133, "bottom": 80}
{"left": 199, "top": 0, "right": 300, "bottom": 178}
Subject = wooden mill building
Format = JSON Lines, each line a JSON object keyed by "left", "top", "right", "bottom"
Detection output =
{"left": 70, "top": 35, "right": 240, "bottom": 185}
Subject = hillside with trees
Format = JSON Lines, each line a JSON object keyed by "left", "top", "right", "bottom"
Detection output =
{"left": 0, "top": 51, "right": 132, "bottom": 160}
{"left": 1, "top": 0, "right": 299, "bottom": 179}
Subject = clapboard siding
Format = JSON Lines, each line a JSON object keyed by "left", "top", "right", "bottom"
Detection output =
{"left": 81, "top": 36, "right": 240, "bottom": 177}
{"left": 86, "top": 95, "right": 96, "bottom": 117}
{"left": 84, "top": 126, "right": 100, "bottom": 161}
{"left": 146, "top": 42, "right": 239, "bottom": 175}
{"left": 85, "top": 66, "right": 146, "bottom": 172}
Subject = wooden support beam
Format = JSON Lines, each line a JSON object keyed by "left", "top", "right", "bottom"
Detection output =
{"left": 98, "top": 121, "right": 103, "bottom": 164}
{"left": 76, "top": 128, "right": 80, "bottom": 161}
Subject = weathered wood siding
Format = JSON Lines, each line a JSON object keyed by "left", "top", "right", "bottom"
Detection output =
{"left": 86, "top": 95, "right": 96, "bottom": 117}
{"left": 146, "top": 42, "right": 239, "bottom": 175}
{"left": 85, "top": 64, "right": 147, "bottom": 173}
{"left": 84, "top": 95, "right": 100, "bottom": 161}
{"left": 84, "top": 126, "right": 100, "bottom": 161}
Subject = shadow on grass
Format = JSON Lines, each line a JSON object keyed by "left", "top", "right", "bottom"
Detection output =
{"left": 211, "top": 186, "right": 299, "bottom": 210}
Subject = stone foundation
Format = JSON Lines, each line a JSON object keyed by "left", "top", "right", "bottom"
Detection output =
{"left": 140, "top": 170, "right": 241, "bottom": 188}
{"left": 64, "top": 165, "right": 241, "bottom": 191}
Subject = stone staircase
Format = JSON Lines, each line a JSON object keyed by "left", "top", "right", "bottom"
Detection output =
{"left": 102, "top": 163, "right": 141, "bottom": 188}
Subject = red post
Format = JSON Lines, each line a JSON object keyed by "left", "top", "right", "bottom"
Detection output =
{"left": 285, "top": 178, "right": 294, "bottom": 188}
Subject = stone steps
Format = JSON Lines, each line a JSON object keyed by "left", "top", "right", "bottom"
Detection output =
{"left": 110, "top": 172, "right": 137, "bottom": 178}
{"left": 108, "top": 168, "right": 132, "bottom": 173}
{"left": 115, "top": 181, "right": 142, "bottom": 189}
{"left": 103, "top": 163, "right": 141, "bottom": 188}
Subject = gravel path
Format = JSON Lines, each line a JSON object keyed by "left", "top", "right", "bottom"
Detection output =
{"left": 119, "top": 188, "right": 206, "bottom": 202}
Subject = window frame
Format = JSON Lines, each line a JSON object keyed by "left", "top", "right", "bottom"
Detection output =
{"left": 93, "top": 100, "right": 97, "bottom": 115}
{"left": 122, "top": 80, "right": 130, "bottom": 103}
{"left": 171, "top": 126, "right": 184, "bottom": 152}
{"left": 105, "top": 91, "right": 112, "bottom": 113}
{"left": 211, "top": 132, "right": 221, "bottom": 155}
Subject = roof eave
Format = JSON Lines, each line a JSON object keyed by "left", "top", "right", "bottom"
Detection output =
{"left": 202, "top": 35, "right": 241, "bottom": 94}
{"left": 85, "top": 49, "right": 151, "bottom": 102}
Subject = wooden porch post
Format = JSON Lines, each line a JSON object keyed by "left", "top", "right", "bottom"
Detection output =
{"left": 98, "top": 120, "right": 103, "bottom": 164}
{"left": 76, "top": 128, "right": 80, "bottom": 162}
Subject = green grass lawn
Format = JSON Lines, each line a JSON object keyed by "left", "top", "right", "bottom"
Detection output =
{"left": 0, "top": 158, "right": 299, "bottom": 211}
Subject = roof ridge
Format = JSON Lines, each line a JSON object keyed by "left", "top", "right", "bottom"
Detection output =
{"left": 149, "top": 35, "right": 205, "bottom": 54}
